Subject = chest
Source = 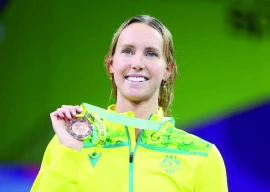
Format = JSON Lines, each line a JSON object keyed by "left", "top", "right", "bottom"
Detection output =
{"left": 80, "top": 145, "right": 196, "bottom": 192}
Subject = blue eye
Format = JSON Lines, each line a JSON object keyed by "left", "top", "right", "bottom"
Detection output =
{"left": 146, "top": 52, "right": 158, "bottom": 57}
{"left": 123, "top": 49, "right": 133, "bottom": 55}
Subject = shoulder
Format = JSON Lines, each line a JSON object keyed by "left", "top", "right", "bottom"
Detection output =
{"left": 166, "top": 126, "right": 213, "bottom": 156}
{"left": 141, "top": 125, "right": 213, "bottom": 157}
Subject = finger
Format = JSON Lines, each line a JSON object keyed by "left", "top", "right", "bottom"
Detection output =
{"left": 54, "top": 108, "right": 65, "bottom": 118}
{"left": 61, "top": 105, "right": 82, "bottom": 116}
{"left": 68, "top": 105, "right": 83, "bottom": 117}
{"left": 66, "top": 106, "right": 82, "bottom": 117}
{"left": 71, "top": 106, "right": 80, "bottom": 117}
{"left": 61, "top": 105, "right": 79, "bottom": 110}
{"left": 50, "top": 112, "right": 64, "bottom": 126}
{"left": 57, "top": 108, "right": 73, "bottom": 120}
{"left": 75, "top": 105, "right": 83, "bottom": 113}
{"left": 50, "top": 111, "right": 57, "bottom": 119}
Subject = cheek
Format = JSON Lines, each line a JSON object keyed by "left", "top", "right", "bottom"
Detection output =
{"left": 148, "top": 64, "right": 166, "bottom": 78}
{"left": 113, "top": 57, "right": 130, "bottom": 72}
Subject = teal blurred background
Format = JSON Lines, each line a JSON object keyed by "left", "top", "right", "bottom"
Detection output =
{"left": 0, "top": 0, "right": 269, "bottom": 191}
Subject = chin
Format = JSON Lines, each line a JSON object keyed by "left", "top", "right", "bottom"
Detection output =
{"left": 120, "top": 92, "right": 150, "bottom": 103}
{"left": 127, "top": 95, "right": 148, "bottom": 102}
{"left": 117, "top": 89, "right": 157, "bottom": 103}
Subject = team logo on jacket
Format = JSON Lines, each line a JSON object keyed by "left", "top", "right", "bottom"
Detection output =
{"left": 160, "top": 155, "right": 181, "bottom": 174}
{"left": 88, "top": 152, "right": 102, "bottom": 167}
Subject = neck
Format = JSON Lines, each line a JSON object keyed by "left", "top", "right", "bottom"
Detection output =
{"left": 115, "top": 97, "right": 159, "bottom": 119}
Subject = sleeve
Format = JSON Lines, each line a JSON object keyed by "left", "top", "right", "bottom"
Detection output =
{"left": 30, "top": 135, "right": 86, "bottom": 192}
{"left": 195, "top": 144, "right": 228, "bottom": 192}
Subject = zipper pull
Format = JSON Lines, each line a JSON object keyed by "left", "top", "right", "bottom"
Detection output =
{"left": 129, "top": 152, "right": 134, "bottom": 163}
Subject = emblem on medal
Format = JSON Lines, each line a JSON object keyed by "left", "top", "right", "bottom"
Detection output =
{"left": 67, "top": 117, "right": 93, "bottom": 140}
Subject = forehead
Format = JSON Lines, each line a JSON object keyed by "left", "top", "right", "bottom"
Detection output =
{"left": 117, "top": 23, "right": 163, "bottom": 49}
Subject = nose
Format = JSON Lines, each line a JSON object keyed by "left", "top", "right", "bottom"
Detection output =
{"left": 131, "top": 54, "right": 144, "bottom": 71}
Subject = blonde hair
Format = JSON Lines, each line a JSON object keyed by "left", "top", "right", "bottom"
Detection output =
{"left": 104, "top": 15, "right": 178, "bottom": 116}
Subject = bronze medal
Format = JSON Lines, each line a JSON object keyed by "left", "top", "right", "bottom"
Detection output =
{"left": 68, "top": 117, "right": 93, "bottom": 140}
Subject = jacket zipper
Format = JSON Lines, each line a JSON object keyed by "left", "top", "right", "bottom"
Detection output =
{"left": 129, "top": 152, "right": 134, "bottom": 163}
{"left": 126, "top": 126, "right": 144, "bottom": 192}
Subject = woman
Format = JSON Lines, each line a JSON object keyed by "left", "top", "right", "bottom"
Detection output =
{"left": 31, "top": 15, "right": 228, "bottom": 192}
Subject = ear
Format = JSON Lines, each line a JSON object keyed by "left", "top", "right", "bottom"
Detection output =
{"left": 163, "top": 62, "right": 174, "bottom": 81}
{"left": 108, "top": 57, "right": 114, "bottom": 74}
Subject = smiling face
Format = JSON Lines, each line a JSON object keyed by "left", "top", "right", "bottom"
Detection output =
{"left": 109, "top": 23, "right": 171, "bottom": 104}
{"left": 105, "top": 15, "right": 177, "bottom": 116}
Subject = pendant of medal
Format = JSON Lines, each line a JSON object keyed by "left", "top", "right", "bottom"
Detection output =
{"left": 67, "top": 117, "right": 93, "bottom": 140}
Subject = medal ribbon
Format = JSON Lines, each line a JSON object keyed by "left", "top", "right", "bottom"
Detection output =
{"left": 74, "top": 102, "right": 175, "bottom": 149}
{"left": 81, "top": 102, "right": 175, "bottom": 130}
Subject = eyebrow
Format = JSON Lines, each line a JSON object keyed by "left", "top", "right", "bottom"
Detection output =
{"left": 121, "top": 44, "right": 161, "bottom": 53}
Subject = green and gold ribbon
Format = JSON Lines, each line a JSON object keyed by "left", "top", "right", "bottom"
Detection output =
{"left": 74, "top": 102, "right": 175, "bottom": 148}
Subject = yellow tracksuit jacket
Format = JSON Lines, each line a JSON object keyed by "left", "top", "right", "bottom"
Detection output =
{"left": 31, "top": 105, "right": 228, "bottom": 192}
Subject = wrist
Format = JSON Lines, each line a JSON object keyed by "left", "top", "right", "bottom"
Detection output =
{"left": 56, "top": 129, "right": 84, "bottom": 151}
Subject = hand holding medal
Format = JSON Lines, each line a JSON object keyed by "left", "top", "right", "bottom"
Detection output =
{"left": 50, "top": 105, "right": 85, "bottom": 151}
{"left": 67, "top": 104, "right": 107, "bottom": 148}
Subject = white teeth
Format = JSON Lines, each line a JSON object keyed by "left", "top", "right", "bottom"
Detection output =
{"left": 126, "top": 76, "right": 147, "bottom": 82}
